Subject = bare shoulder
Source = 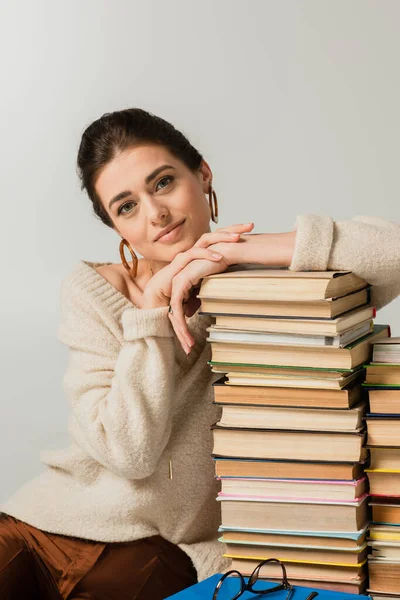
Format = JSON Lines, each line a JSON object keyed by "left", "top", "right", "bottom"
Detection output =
{"left": 94, "top": 261, "right": 148, "bottom": 306}
{"left": 94, "top": 264, "right": 129, "bottom": 297}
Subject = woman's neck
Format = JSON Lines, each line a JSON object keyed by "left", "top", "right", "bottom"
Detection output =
{"left": 148, "top": 259, "right": 170, "bottom": 277}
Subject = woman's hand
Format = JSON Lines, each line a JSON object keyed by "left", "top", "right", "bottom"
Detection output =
{"left": 141, "top": 223, "right": 254, "bottom": 310}
{"left": 167, "top": 229, "right": 298, "bottom": 352}
{"left": 205, "top": 231, "right": 297, "bottom": 268}
{"left": 167, "top": 256, "right": 233, "bottom": 353}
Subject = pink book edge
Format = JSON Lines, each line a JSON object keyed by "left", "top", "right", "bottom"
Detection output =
{"left": 217, "top": 476, "right": 366, "bottom": 486}
{"left": 217, "top": 492, "right": 369, "bottom": 503}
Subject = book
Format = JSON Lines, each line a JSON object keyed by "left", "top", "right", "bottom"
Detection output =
{"left": 224, "top": 372, "right": 363, "bottom": 391}
{"left": 369, "top": 525, "right": 400, "bottom": 542}
{"left": 166, "top": 572, "right": 369, "bottom": 598}
{"left": 279, "top": 578, "right": 367, "bottom": 594}
{"left": 207, "top": 321, "right": 372, "bottom": 348}
{"left": 372, "top": 338, "right": 400, "bottom": 364}
{"left": 213, "top": 457, "right": 366, "bottom": 481}
{"left": 366, "top": 415, "right": 400, "bottom": 446}
{"left": 290, "top": 579, "right": 367, "bottom": 594}
{"left": 212, "top": 368, "right": 364, "bottom": 392}
{"left": 213, "top": 306, "right": 375, "bottom": 336}
{"left": 223, "top": 542, "right": 368, "bottom": 566}
{"left": 365, "top": 364, "right": 400, "bottom": 385}
{"left": 199, "top": 288, "right": 369, "bottom": 319}
{"left": 365, "top": 471, "right": 400, "bottom": 497}
{"left": 218, "top": 496, "right": 368, "bottom": 532}
{"left": 210, "top": 363, "right": 358, "bottom": 379}
{"left": 212, "top": 425, "right": 368, "bottom": 462}
{"left": 367, "top": 390, "right": 400, "bottom": 414}
{"left": 368, "top": 559, "right": 400, "bottom": 593}
{"left": 219, "top": 527, "right": 368, "bottom": 548}
{"left": 371, "top": 502, "right": 400, "bottom": 526}
{"left": 227, "top": 557, "right": 367, "bottom": 583}
{"left": 367, "top": 593, "right": 400, "bottom": 600}
{"left": 215, "top": 402, "right": 366, "bottom": 432}
{"left": 208, "top": 325, "right": 390, "bottom": 370}
{"left": 368, "top": 540, "right": 400, "bottom": 560}
{"left": 218, "top": 476, "right": 368, "bottom": 502}
{"left": 369, "top": 448, "right": 400, "bottom": 471}
{"left": 199, "top": 269, "right": 368, "bottom": 301}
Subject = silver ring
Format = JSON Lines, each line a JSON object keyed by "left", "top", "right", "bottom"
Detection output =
{"left": 168, "top": 305, "right": 173, "bottom": 315}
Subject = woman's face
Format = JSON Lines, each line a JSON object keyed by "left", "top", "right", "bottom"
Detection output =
{"left": 95, "top": 143, "right": 213, "bottom": 263}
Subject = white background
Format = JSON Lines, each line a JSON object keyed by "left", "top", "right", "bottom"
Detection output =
{"left": 1, "top": 0, "right": 399, "bottom": 502}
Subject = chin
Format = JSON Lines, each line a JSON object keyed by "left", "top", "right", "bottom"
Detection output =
{"left": 163, "top": 243, "right": 192, "bottom": 262}
{"left": 169, "top": 236, "right": 197, "bottom": 256}
{"left": 150, "top": 228, "right": 205, "bottom": 263}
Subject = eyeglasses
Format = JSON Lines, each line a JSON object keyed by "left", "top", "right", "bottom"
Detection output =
{"left": 212, "top": 558, "right": 294, "bottom": 600}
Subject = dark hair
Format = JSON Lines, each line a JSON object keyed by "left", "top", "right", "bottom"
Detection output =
{"left": 77, "top": 108, "right": 204, "bottom": 228}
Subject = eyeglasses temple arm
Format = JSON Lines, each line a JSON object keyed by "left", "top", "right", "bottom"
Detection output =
{"left": 304, "top": 593, "right": 319, "bottom": 600}
{"left": 284, "top": 585, "right": 295, "bottom": 600}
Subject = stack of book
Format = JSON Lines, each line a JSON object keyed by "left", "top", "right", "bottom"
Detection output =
{"left": 198, "top": 267, "right": 390, "bottom": 594}
{"left": 364, "top": 338, "right": 400, "bottom": 599}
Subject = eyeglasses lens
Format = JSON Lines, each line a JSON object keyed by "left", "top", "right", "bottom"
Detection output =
{"left": 217, "top": 573, "right": 243, "bottom": 600}
{"left": 250, "top": 578, "right": 277, "bottom": 593}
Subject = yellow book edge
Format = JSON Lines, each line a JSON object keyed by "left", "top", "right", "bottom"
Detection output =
{"left": 223, "top": 554, "right": 367, "bottom": 568}
{"left": 369, "top": 533, "right": 400, "bottom": 541}
{"left": 365, "top": 469, "right": 400, "bottom": 473}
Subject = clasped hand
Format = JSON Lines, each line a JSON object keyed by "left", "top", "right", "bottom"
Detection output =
{"left": 142, "top": 223, "right": 254, "bottom": 353}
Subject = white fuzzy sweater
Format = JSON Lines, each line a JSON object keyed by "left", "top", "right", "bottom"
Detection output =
{"left": 1, "top": 214, "right": 399, "bottom": 581}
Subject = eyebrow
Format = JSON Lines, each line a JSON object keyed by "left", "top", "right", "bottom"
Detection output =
{"left": 108, "top": 164, "right": 175, "bottom": 210}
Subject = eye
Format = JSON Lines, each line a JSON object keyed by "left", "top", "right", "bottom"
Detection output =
{"left": 118, "top": 201, "right": 137, "bottom": 215}
{"left": 156, "top": 175, "right": 174, "bottom": 191}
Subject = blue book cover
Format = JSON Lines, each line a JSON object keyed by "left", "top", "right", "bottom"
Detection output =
{"left": 166, "top": 574, "right": 371, "bottom": 599}
{"left": 365, "top": 413, "right": 400, "bottom": 418}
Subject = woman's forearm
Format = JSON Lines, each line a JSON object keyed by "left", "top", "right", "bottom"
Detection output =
{"left": 210, "top": 231, "right": 297, "bottom": 268}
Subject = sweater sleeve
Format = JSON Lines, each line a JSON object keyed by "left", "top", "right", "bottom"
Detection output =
{"left": 58, "top": 276, "right": 177, "bottom": 480}
{"left": 290, "top": 214, "right": 400, "bottom": 310}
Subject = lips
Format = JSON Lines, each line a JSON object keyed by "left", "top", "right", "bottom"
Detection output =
{"left": 154, "top": 219, "right": 186, "bottom": 242}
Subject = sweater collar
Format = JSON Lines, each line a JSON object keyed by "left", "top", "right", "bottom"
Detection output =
{"left": 79, "top": 260, "right": 213, "bottom": 334}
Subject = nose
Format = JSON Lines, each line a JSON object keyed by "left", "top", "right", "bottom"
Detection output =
{"left": 144, "top": 197, "right": 170, "bottom": 225}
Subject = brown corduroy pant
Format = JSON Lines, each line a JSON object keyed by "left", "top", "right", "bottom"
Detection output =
{"left": 0, "top": 513, "right": 197, "bottom": 599}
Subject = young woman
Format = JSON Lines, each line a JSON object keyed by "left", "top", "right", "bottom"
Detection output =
{"left": 0, "top": 108, "right": 399, "bottom": 600}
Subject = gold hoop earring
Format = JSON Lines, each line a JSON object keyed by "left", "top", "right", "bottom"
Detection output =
{"left": 208, "top": 182, "right": 219, "bottom": 224}
{"left": 119, "top": 238, "right": 138, "bottom": 279}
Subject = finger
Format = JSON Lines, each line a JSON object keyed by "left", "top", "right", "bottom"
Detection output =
{"left": 170, "top": 279, "right": 195, "bottom": 350}
{"left": 168, "top": 279, "right": 194, "bottom": 350}
{"left": 169, "top": 247, "right": 223, "bottom": 278}
{"left": 215, "top": 222, "right": 254, "bottom": 233}
{"left": 168, "top": 312, "right": 191, "bottom": 354}
{"left": 168, "top": 306, "right": 191, "bottom": 351}
{"left": 171, "top": 295, "right": 194, "bottom": 351}
{"left": 169, "top": 309, "right": 193, "bottom": 353}
{"left": 194, "top": 231, "right": 242, "bottom": 248}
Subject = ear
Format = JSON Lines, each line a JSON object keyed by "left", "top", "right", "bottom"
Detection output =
{"left": 198, "top": 159, "right": 213, "bottom": 193}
